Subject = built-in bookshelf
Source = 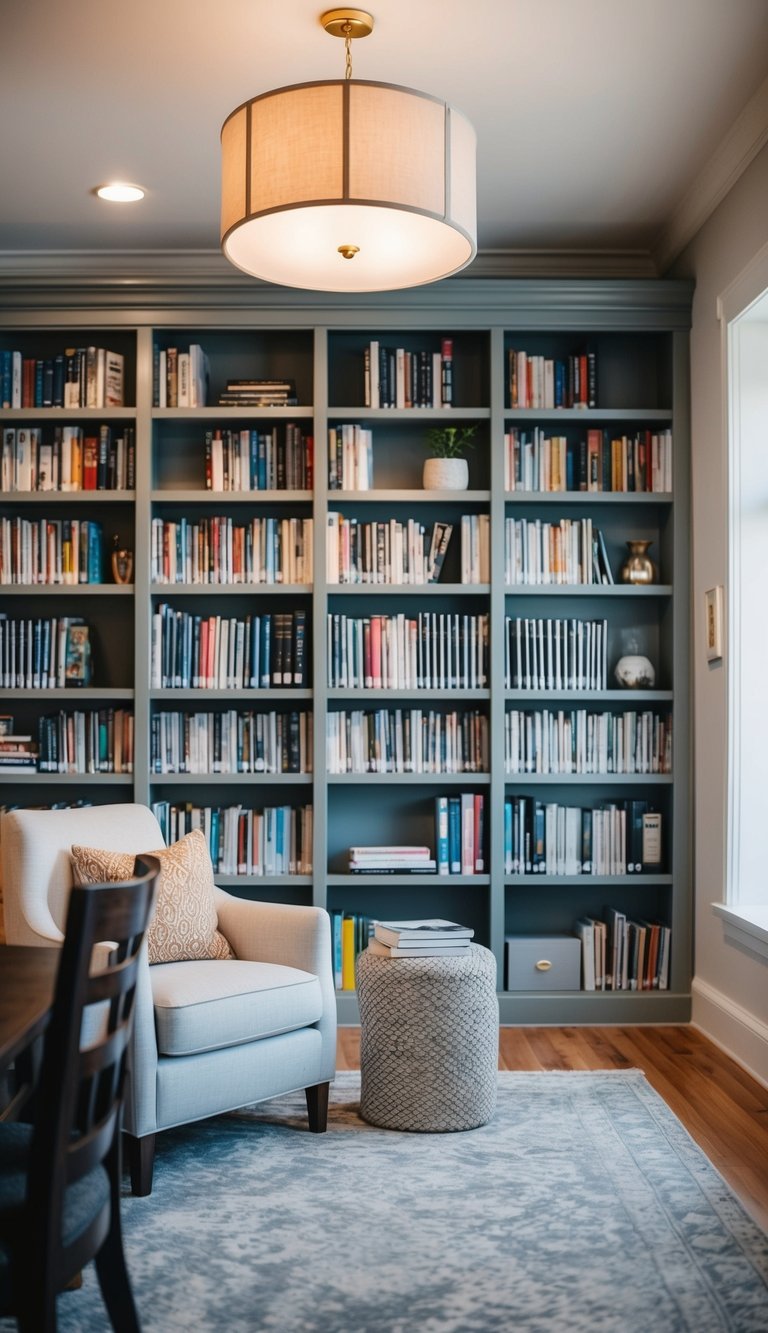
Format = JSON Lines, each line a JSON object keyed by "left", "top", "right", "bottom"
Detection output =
{"left": 0, "top": 280, "right": 692, "bottom": 1022}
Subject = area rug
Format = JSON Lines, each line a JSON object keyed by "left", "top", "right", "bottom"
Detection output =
{"left": 36, "top": 1072, "right": 768, "bottom": 1331}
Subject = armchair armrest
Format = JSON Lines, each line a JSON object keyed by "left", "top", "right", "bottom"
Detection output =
{"left": 214, "top": 891, "right": 329, "bottom": 972}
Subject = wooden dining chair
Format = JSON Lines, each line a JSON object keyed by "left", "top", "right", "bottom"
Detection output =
{"left": 0, "top": 853, "right": 160, "bottom": 1333}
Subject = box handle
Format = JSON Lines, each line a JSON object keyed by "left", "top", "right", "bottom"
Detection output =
{"left": 535, "top": 959, "right": 552, "bottom": 971}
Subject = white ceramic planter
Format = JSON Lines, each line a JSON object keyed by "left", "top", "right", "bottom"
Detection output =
{"left": 423, "top": 457, "right": 469, "bottom": 491}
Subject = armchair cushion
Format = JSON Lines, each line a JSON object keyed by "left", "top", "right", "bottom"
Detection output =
{"left": 71, "top": 829, "right": 233, "bottom": 964}
{"left": 150, "top": 959, "right": 323, "bottom": 1057}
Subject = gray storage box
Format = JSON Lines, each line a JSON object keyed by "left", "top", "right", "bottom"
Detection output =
{"left": 505, "top": 935, "right": 581, "bottom": 991}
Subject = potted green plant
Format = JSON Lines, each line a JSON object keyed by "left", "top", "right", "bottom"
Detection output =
{"left": 423, "top": 425, "right": 477, "bottom": 490}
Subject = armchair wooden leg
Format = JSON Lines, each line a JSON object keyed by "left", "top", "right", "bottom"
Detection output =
{"left": 125, "top": 1132, "right": 156, "bottom": 1196}
{"left": 305, "top": 1082, "right": 330, "bottom": 1133}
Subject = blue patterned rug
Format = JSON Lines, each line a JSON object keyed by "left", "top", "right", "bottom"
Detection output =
{"left": 23, "top": 1071, "right": 768, "bottom": 1331}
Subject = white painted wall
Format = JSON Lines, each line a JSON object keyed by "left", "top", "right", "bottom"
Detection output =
{"left": 672, "top": 140, "right": 768, "bottom": 1086}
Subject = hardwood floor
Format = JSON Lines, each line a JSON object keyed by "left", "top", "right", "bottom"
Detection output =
{"left": 337, "top": 1024, "right": 768, "bottom": 1233}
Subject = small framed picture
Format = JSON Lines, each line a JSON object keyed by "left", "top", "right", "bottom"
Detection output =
{"left": 705, "top": 586, "right": 724, "bottom": 662}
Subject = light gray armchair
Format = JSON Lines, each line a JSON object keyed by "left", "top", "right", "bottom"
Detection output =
{"left": 1, "top": 804, "right": 336, "bottom": 1196}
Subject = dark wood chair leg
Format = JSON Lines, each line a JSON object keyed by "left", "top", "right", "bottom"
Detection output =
{"left": 305, "top": 1081, "right": 330, "bottom": 1132}
{"left": 125, "top": 1132, "right": 156, "bottom": 1196}
{"left": 95, "top": 1132, "right": 141, "bottom": 1331}
{"left": 94, "top": 1225, "right": 141, "bottom": 1333}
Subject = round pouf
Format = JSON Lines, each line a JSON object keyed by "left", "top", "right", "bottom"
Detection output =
{"left": 356, "top": 943, "right": 499, "bottom": 1132}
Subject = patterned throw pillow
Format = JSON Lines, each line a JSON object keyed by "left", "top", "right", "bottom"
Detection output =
{"left": 70, "top": 828, "right": 234, "bottom": 964}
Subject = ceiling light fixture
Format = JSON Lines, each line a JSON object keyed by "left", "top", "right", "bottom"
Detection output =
{"left": 95, "top": 183, "right": 145, "bottom": 203}
{"left": 220, "top": 8, "right": 476, "bottom": 292}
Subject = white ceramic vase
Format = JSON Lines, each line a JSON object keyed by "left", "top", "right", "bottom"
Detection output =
{"left": 423, "top": 457, "right": 469, "bottom": 491}
{"left": 614, "top": 655, "right": 656, "bottom": 689}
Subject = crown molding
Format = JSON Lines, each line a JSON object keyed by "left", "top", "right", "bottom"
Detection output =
{"left": 0, "top": 245, "right": 658, "bottom": 308}
{"left": 654, "top": 73, "right": 768, "bottom": 274}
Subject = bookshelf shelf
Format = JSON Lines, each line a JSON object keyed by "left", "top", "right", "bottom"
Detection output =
{"left": 2, "top": 687, "right": 135, "bottom": 701}
{"left": 0, "top": 491, "right": 136, "bottom": 504}
{"left": 503, "top": 408, "right": 672, "bottom": 423}
{"left": 326, "top": 582, "right": 490, "bottom": 596}
{"left": 151, "top": 489, "right": 312, "bottom": 504}
{"left": 504, "top": 873, "right": 674, "bottom": 887}
{"left": 151, "top": 407, "right": 315, "bottom": 421}
{"left": 150, "top": 583, "right": 312, "bottom": 596}
{"left": 150, "top": 773, "right": 313, "bottom": 786}
{"left": 502, "top": 774, "right": 673, "bottom": 786}
{"left": 327, "top": 873, "right": 491, "bottom": 887}
{"left": 331, "top": 489, "right": 492, "bottom": 503}
{"left": 10, "top": 772, "right": 133, "bottom": 785}
{"left": 0, "top": 584, "right": 134, "bottom": 596}
{"left": 0, "top": 278, "right": 692, "bottom": 1020}
{"left": 0, "top": 408, "right": 136, "bottom": 422}
{"left": 328, "top": 773, "right": 492, "bottom": 786}
{"left": 328, "top": 407, "right": 490, "bottom": 422}
{"left": 503, "top": 584, "right": 672, "bottom": 597}
{"left": 503, "top": 491, "right": 673, "bottom": 506}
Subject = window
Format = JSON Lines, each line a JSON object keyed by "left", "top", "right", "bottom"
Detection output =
{"left": 718, "top": 260, "right": 768, "bottom": 959}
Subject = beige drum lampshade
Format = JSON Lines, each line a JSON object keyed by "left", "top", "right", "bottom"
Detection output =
{"left": 221, "top": 80, "right": 477, "bottom": 292}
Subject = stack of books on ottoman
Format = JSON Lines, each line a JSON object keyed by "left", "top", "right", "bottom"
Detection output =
{"left": 348, "top": 846, "right": 436, "bottom": 875}
{"left": 369, "top": 919, "right": 474, "bottom": 958}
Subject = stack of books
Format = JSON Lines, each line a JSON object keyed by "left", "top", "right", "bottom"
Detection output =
{"left": 0, "top": 714, "right": 38, "bottom": 772}
{"left": 369, "top": 919, "right": 474, "bottom": 958}
{"left": 348, "top": 845, "right": 436, "bottom": 875}
{"left": 218, "top": 379, "right": 298, "bottom": 407}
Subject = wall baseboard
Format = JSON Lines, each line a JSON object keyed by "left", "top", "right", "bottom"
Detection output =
{"left": 691, "top": 977, "right": 768, "bottom": 1089}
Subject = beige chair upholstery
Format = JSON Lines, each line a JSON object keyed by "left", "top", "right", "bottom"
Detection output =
{"left": 1, "top": 804, "right": 336, "bottom": 1195}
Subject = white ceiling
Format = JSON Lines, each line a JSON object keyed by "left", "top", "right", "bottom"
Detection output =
{"left": 2, "top": 0, "right": 768, "bottom": 273}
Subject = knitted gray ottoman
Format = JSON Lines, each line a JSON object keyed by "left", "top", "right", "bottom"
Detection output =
{"left": 355, "top": 943, "right": 499, "bottom": 1132}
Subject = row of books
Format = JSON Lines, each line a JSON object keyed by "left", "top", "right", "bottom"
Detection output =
{"left": 331, "top": 911, "right": 370, "bottom": 988}
{"left": 504, "top": 708, "right": 672, "bottom": 775}
{"left": 36, "top": 708, "right": 134, "bottom": 773}
{"left": 507, "top": 348, "right": 596, "bottom": 410}
{"left": 154, "top": 344, "right": 209, "bottom": 408}
{"left": 150, "top": 800, "right": 313, "bottom": 876}
{"left": 326, "top": 707, "right": 489, "bottom": 774}
{"left": 150, "top": 709, "right": 312, "bottom": 775}
{"left": 150, "top": 606, "right": 308, "bottom": 690}
{"left": 326, "top": 515, "right": 454, "bottom": 585}
{"left": 434, "top": 793, "right": 486, "bottom": 874}
{"left": 504, "top": 517, "right": 614, "bottom": 586}
{"left": 1, "top": 425, "right": 135, "bottom": 492}
{"left": 150, "top": 516, "right": 313, "bottom": 586}
{"left": 363, "top": 338, "right": 454, "bottom": 409}
{"left": 204, "top": 425, "right": 312, "bottom": 491}
{"left": 0, "top": 616, "right": 92, "bottom": 689}
{"left": 218, "top": 378, "right": 298, "bottom": 408}
{"left": 0, "top": 346, "right": 125, "bottom": 410}
{"left": 328, "top": 425, "right": 373, "bottom": 490}
{"left": 504, "top": 616, "right": 609, "bottom": 691}
{"left": 503, "top": 427, "right": 672, "bottom": 494}
{"left": 460, "top": 514, "right": 490, "bottom": 584}
{"left": 504, "top": 798, "right": 662, "bottom": 875}
{"left": 575, "top": 912, "right": 670, "bottom": 991}
{"left": 368, "top": 918, "right": 474, "bottom": 958}
{"left": 326, "top": 611, "right": 489, "bottom": 690}
{"left": 0, "top": 518, "right": 105, "bottom": 585}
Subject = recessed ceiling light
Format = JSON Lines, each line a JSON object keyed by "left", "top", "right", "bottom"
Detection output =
{"left": 95, "top": 183, "right": 145, "bottom": 203}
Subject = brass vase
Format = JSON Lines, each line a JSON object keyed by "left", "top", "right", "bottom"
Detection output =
{"left": 619, "top": 539, "right": 656, "bottom": 585}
